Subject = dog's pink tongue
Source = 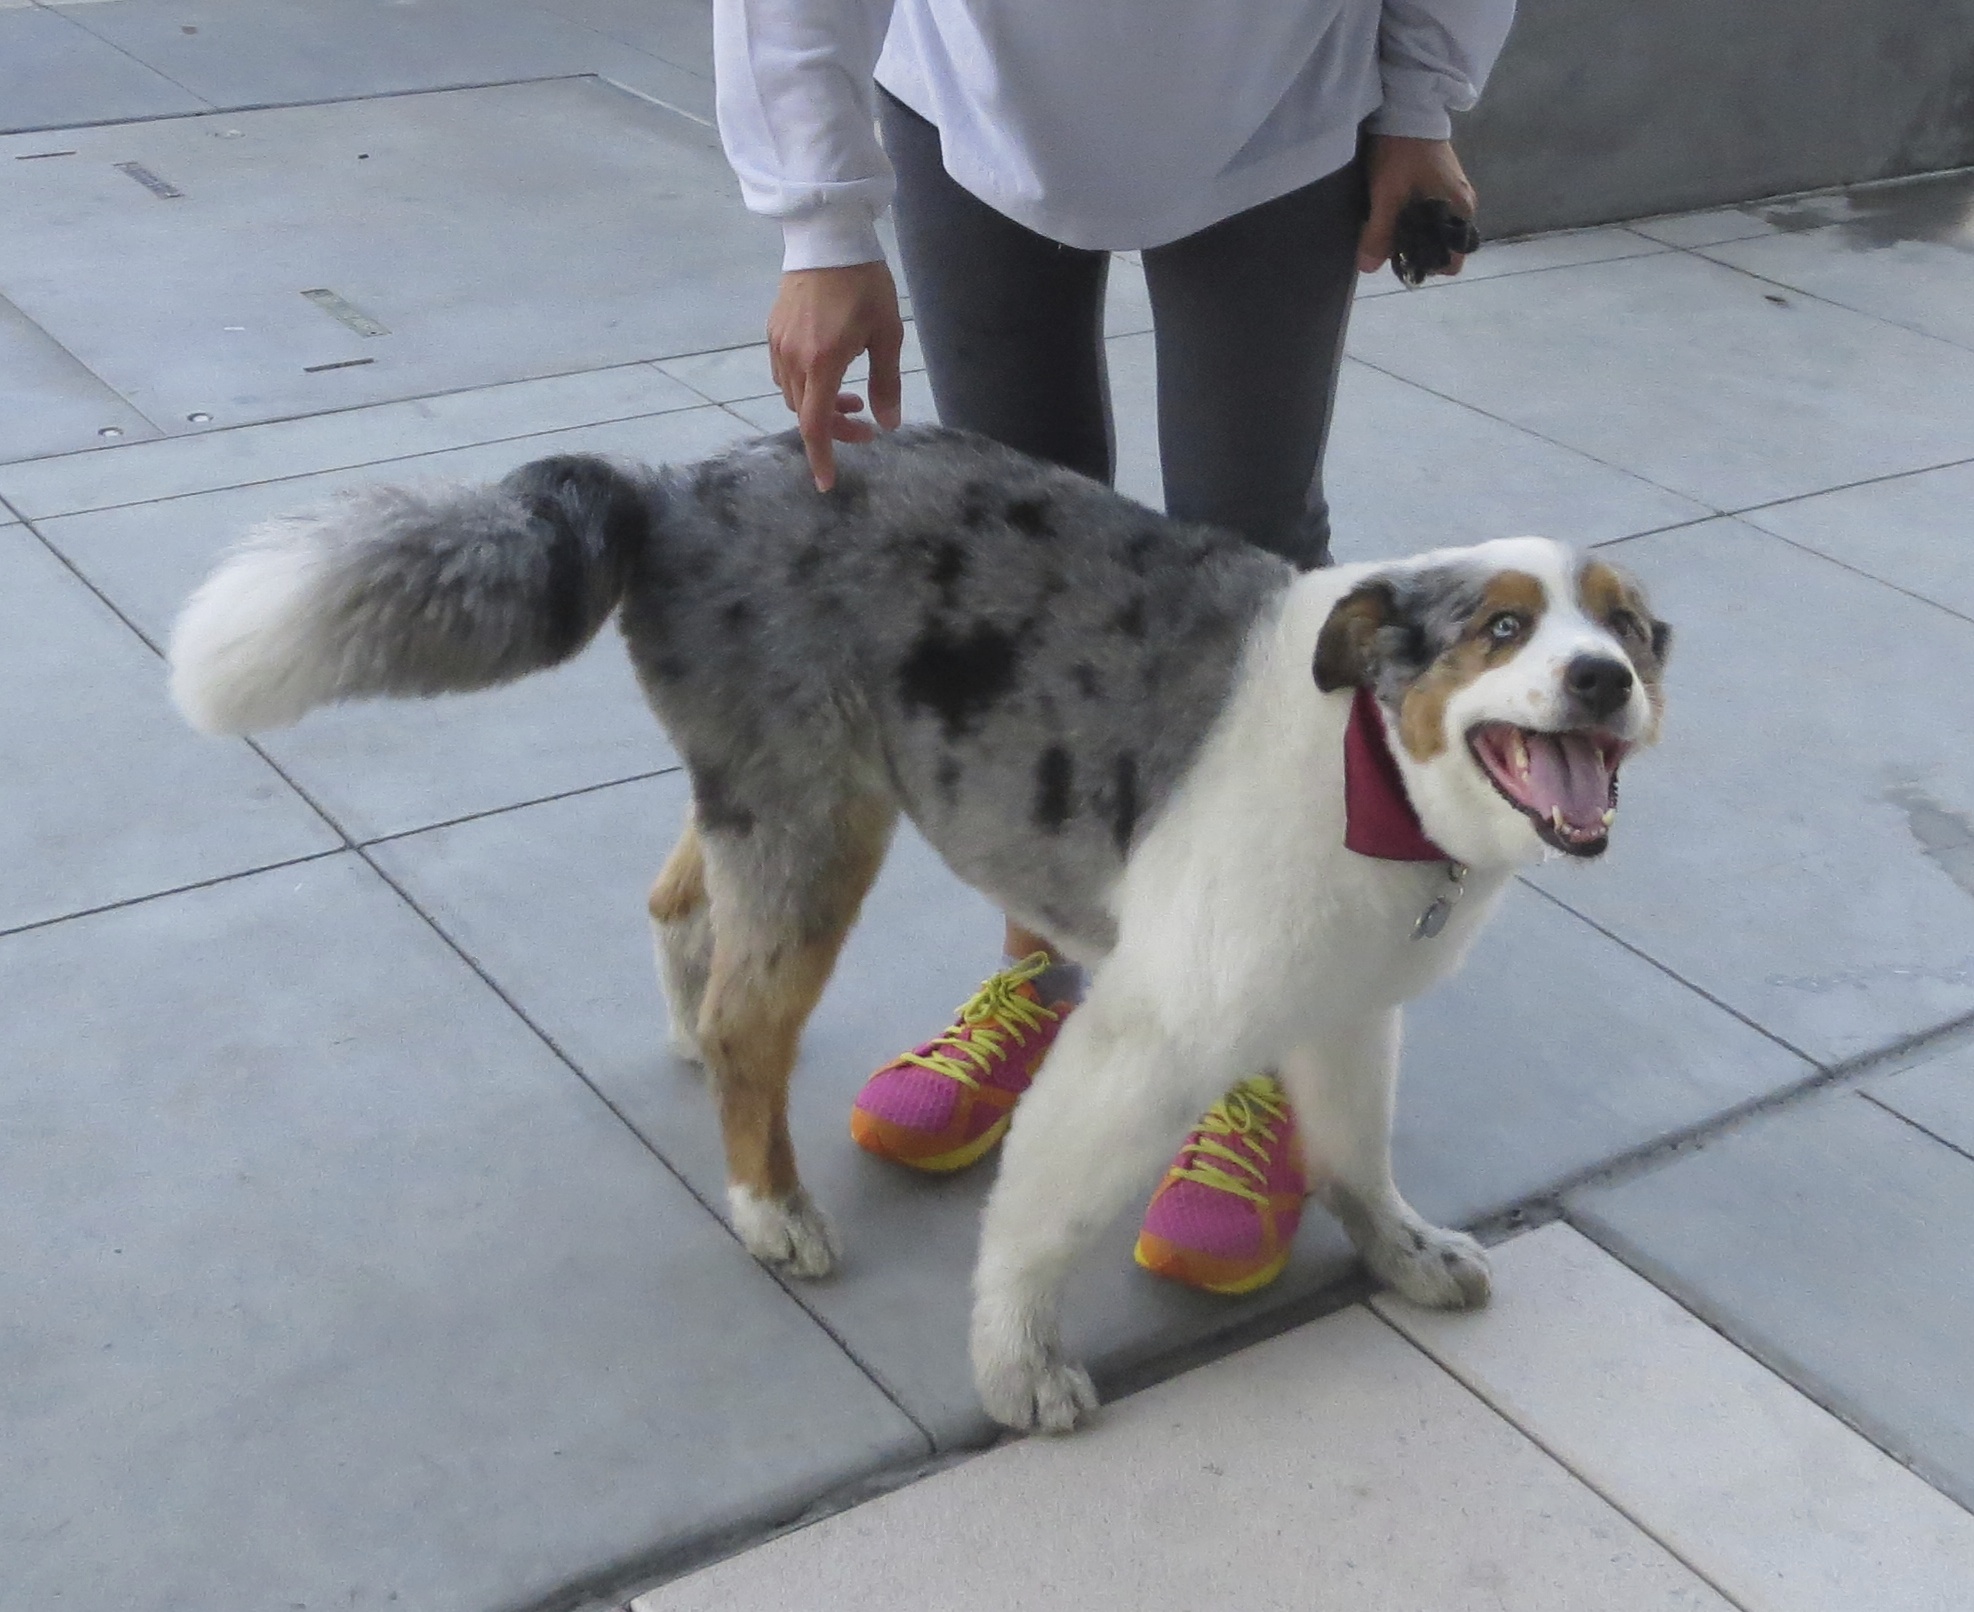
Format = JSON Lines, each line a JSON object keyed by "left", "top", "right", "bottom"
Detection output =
{"left": 1524, "top": 733, "right": 1612, "bottom": 829}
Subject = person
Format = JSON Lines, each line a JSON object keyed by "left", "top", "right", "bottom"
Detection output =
{"left": 712, "top": 0, "right": 1515, "bottom": 1294}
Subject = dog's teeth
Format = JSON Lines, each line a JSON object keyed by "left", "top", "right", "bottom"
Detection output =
{"left": 1550, "top": 806, "right": 1565, "bottom": 833}
{"left": 1602, "top": 808, "right": 1617, "bottom": 827}
{"left": 1511, "top": 732, "right": 1529, "bottom": 780}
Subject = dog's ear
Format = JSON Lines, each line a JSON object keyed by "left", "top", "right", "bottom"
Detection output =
{"left": 1313, "top": 580, "right": 1395, "bottom": 692}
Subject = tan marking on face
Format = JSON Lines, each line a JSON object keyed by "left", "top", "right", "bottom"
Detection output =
{"left": 1577, "top": 558, "right": 1669, "bottom": 730}
{"left": 696, "top": 793, "right": 892, "bottom": 1203}
{"left": 1397, "top": 570, "right": 1547, "bottom": 761}
{"left": 1577, "top": 560, "right": 1663, "bottom": 682}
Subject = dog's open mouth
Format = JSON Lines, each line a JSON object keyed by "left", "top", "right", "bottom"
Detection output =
{"left": 1467, "top": 723, "right": 1628, "bottom": 857}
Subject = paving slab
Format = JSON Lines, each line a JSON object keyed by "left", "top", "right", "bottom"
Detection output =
{"left": 0, "top": 293, "right": 162, "bottom": 464}
{"left": 0, "top": 359, "right": 704, "bottom": 517}
{"left": 658, "top": 323, "right": 927, "bottom": 408}
{"left": 1571, "top": 1090, "right": 1974, "bottom": 1512}
{"left": 1100, "top": 334, "right": 1710, "bottom": 547}
{"left": 1628, "top": 205, "right": 1790, "bottom": 250}
{"left": 1345, "top": 247, "right": 1974, "bottom": 511}
{"left": 1865, "top": 1037, "right": 1974, "bottom": 1160}
{"left": 1695, "top": 170, "right": 1974, "bottom": 352}
{"left": 57, "top": 0, "right": 682, "bottom": 110}
{"left": 638, "top": 1304, "right": 1729, "bottom": 1612}
{"left": 1528, "top": 517, "right": 1974, "bottom": 1066}
{"left": 0, "top": 79, "right": 777, "bottom": 431}
{"left": 1739, "top": 458, "right": 1974, "bottom": 623}
{"left": 0, "top": 522, "right": 336, "bottom": 933}
{"left": 721, "top": 369, "right": 939, "bottom": 438}
{"left": 0, "top": 854, "right": 926, "bottom": 1612}
{"left": 1380, "top": 1223, "right": 1974, "bottom": 1612}
{"left": 42, "top": 403, "right": 752, "bottom": 841}
{"left": 537, "top": 0, "right": 713, "bottom": 78}
{"left": 372, "top": 769, "right": 1805, "bottom": 1444}
{"left": 0, "top": 2, "right": 207, "bottom": 133}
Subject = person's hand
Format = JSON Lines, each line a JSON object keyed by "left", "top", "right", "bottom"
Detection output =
{"left": 767, "top": 261, "right": 905, "bottom": 492}
{"left": 1357, "top": 135, "right": 1478, "bottom": 278}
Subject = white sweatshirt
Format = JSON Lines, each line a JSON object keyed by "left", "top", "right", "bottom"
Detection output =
{"left": 714, "top": 0, "right": 1517, "bottom": 271}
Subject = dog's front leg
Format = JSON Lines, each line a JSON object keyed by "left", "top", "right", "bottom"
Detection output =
{"left": 1281, "top": 1011, "right": 1491, "bottom": 1310}
{"left": 970, "top": 1002, "right": 1206, "bottom": 1434}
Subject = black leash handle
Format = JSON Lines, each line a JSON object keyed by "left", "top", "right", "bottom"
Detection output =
{"left": 1391, "top": 196, "right": 1481, "bottom": 287}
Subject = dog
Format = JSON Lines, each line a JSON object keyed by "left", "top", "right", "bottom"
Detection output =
{"left": 167, "top": 424, "right": 1670, "bottom": 1432}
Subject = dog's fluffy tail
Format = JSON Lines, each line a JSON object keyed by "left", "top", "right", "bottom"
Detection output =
{"left": 169, "top": 454, "right": 654, "bottom": 734}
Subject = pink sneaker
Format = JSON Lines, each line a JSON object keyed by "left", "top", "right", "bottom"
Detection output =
{"left": 850, "top": 954, "right": 1069, "bottom": 1173}
{"left": 1134, "top": 1076, "right": 1308, "bottom": 1294}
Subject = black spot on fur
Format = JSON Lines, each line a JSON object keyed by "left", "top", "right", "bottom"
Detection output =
{"left": 898, "top": 620, "right": 1023, "bottom": 738}
{"left": 650, "top": 652, "right": 689, "bottom": 684}
{"left": 1071, "top": 661, "right": 1102, "bottom": 700}
{"left": 1033, "top": 746, "right": 1074, "bottom": 831}
{"left": 1111, "top": 754, "right": 1139, "bottom": 853}
{"left": 958, "top": 480, "right": 995, "bottom": 528}
{"left": 1004, "top": 497, "right": 1053, "bottom": 539}
{"left": 789, "top": 543, "right": 827, "bottom": 584}
{"left": 722, "top": 599, "right": 753, "bottom": 633}
{"left": 928, "top": 538, "right": 968, "bottom": 597}
{"left": 936, "top": 753, "right": 963, "bottom": 800}
{"left": 692, "top": 765, "right": 756, "bottom": 836}
{"left": 1112, "top": 595, "right": 1148, "bottom": 639}
{"left": 823, "top": 469, "right": 869, "bottom": 515}
{"left": 691, "top": 459, "right": 745, "bottom": 528}
{"left": 505, "top": 454, "right": 650, "bottom": 661}
{"left": 1125, "top": 530, "right": 1159, "bottom": 573}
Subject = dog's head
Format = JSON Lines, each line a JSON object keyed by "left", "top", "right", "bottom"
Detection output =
{"left": 1313, "top": 537, "right": 1671, "bottom": 868}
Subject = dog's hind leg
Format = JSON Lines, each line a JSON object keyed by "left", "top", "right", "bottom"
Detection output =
{"left": 697, "top": 791, "right": 896, "bottom": 1279}
{"left": 970, "top": 995, "right": 1228, "bottom": 1432}
{"left": 1279, "top": 1011, "right": 1490, "bottom": 1310}
{"left": 649, "top": 820, "right": 713, "bottom": 1064}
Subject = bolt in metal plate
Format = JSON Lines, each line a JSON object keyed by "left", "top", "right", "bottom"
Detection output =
{"left": 114, "top": 161, "right": 184, "bottom": 200}
{"left": 299, "top": 287, "right": 389, "bottom": 338}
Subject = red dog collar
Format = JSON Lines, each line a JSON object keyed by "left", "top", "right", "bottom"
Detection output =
{"left": 1343, "top": 686, "right": 1450, "bottom": 862}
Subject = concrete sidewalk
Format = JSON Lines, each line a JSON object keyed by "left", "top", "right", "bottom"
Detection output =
{"left": 3, "top": 5, "right": 1972, "bottom": 1610}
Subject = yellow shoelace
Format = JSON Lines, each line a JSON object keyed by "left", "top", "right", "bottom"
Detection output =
{"left": 896, "top": 952, "right": 1062, "bottom": 1091}
{"left": 1168, "top": 1077, "right": 1292, "bottom": 1207}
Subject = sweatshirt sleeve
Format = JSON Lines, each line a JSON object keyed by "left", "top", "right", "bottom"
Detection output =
{"left": 713, "top": 0, "right": 899, "bottom": 272}
{"left": 1367, "top": 0, "right": 1517, "bottom": 141}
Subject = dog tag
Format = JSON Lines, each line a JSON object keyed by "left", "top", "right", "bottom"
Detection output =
{"left": 1412, "top": 862, "right": 1467, "bottom": 940}
{"left": 1414, "top": 896, "right": 1454, "bottom": 939}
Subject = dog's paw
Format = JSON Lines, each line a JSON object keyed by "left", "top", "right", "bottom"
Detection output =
{"left": 970, "top": 1300, "right": 1099, "bottom": 1433}
{"left": 665, "top": 1022, "right": 706, "bottom": 1065}
{"left": 1368, "top": 1222, "right": 1491, "bottom": 1310}
{"left": 977, "top": 1351, "right": 1099, "bottom": 1434}
{"left": 729, "top": 1185, "right": 839, "bottom": 1279}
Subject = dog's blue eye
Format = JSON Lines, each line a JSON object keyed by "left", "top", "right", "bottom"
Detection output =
{"left": 1487, "top": 613, "right": 1524, "bottom": 641}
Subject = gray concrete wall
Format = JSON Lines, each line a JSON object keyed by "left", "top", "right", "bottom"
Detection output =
{"left": 1459, "top": 0, "right": 1974, "bottom": 235}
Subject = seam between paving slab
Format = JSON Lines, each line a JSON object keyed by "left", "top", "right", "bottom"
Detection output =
{"left": 1565, "top": 1202, "right": 1974, "bottom": 1523}
{"left": 1361, "top": 1300, "right": 1757, "bottom": 1612}
{"left": 1858, "top": 1088, "right": 1974, "bottom": 1168}
{"left": 0, "top": 69, "right": 603, "bottom": 138}
{"left": 0, "top": 377, "right": 719, "bottom": 497}
{"left": 356, "top": 764, "right": 687, "bottom": 847}
{"left": 26, "top": 0, "right": 219, "bottom": 118}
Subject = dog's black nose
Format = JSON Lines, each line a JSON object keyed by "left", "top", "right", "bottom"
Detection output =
{"left": 1566, "top": 654, "right": 1634, "bottom": 720}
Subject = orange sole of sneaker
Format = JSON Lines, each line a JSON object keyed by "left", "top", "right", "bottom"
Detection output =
{"left": 849, "top": 1109, "right": 1012, "bottom": 1174}
{"left": 1131, "top": 1236, "right": 1291, "bottom": 1296}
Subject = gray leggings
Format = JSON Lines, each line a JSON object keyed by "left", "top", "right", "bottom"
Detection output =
{"left": 879, "top": 88, "right": 1364, "bottom": 569}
